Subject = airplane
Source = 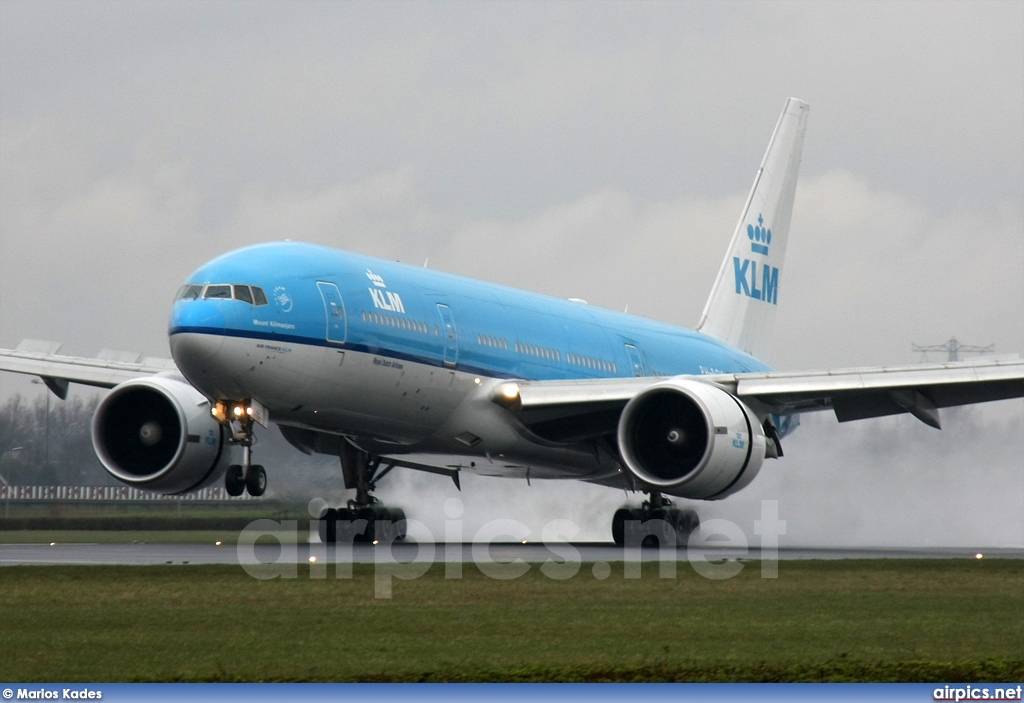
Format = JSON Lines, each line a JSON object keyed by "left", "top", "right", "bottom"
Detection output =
{"left": 2, "top": 98, "right": 1022, "bottom": 546}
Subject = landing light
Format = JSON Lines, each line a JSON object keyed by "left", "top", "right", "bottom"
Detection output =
{"left": 211, "top": 402, "right": 229, "bottom": 423}
{"left": 215, "top": 541, "right": 223, "bottom": 547}
{"left": 975, "top": 553, "right": 984, "bottom": 560}
{"left": 495, "top": 382, "right": 521, "bottom": 406}
{"left": 308, "top": 556, "right": 318, "bottom": 563}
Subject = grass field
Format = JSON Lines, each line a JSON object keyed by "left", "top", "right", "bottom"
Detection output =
{"left": 1, "top": 559, "right": 1022, "bottom": 682}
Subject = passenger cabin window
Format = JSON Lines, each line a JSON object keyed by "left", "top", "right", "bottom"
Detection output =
{"left": 233, "top": 285, "right": 253, "bottom": 304}
{"left": 360, "top": 309, "right": 430, "bottom": 334}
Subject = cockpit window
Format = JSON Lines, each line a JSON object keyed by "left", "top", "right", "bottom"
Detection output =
{"left": 182, "top": 283, "right": 268, "bottom": 305}
{"left": 176, "top": 284, "right": 204, "bottom": 300}
{"left": 204, "top": 285, "right": 232, "bottom": 299}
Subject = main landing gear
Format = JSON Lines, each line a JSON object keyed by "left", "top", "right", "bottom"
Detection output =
{"left": 318, "top": 442, "right": 407, "bottom": 544}
{"left": 611, "top": 491, "right": 699, "bottom": 549}
{"left": 217, "top": 400, "right": 266, "bottom": 498}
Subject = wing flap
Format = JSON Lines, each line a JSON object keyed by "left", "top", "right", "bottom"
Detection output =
{"left": 734, "top": 360, "right": 1020, "bottom": 396}
{"left": 0, "top": 346, "right": 178, "bottom": 390}
{"left": 497, "top": 359, "right": 1024, "bottom": 439}
{"left": 510, "top": 377, "right": 652, "bottom": 442}
{"left": 736, "top": 360, "right": 1024, "bottom": 417}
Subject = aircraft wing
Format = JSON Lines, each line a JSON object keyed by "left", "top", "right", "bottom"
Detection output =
{"left": 0, "top": 341, "right": 177, "bottom": 398}
{"left": 498, "top": 359, "right": 1024, "bottom": 438}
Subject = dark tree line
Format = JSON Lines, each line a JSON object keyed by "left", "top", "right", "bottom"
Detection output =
{"left": 0, "top": 393, "right": 116, "bottom": 486}
{"left": 0, "top": 390, "right": 419, "bottom": 497}
{"left": 0, "top": 391, "right": 343, "bottom": 494}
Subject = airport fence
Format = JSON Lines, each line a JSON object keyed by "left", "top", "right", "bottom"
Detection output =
{"left": 0, "top": 485, "right": 252, "bottom": 501}
{"left": 0, "top": 485, "right": 266, "bottom": 530}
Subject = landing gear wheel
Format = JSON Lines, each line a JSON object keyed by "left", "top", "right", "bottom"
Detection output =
{"left": 356, "top": 505, "right": 378, "bottom": 543}
{"left": 677, "top": 508, "right": 699, "bottom": 543}
{"left": 652, "top": 510, "right": 677, "bottom": 549}
{"left": 246, "top": 464, "right": 267, "bottom": 497}
{"left": 318, "top": 508, "right": 338, "bottom": 544}
{"left": 385, "top": 507, "right": 407, "bottom": 541}
{"left": 612, "top": 508, "right": 632, "bottom": 547}
{"left": 318, "top": 504, "right": 408, "bottom": 544}
{"left": 225, "top": 464, "right": 245, "bottom": 496}
{"left": 611, "top": 499, "right": 699, "bottom": 549}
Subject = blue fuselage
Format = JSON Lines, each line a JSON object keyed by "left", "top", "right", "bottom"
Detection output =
{"left": 169, "top": 241, "right": 770, "bottom": 385}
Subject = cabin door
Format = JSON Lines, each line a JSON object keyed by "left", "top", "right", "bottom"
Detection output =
{"left": 624, "top": 343, "right": 645, "bottom": 376}
{"left": 436, "top": 304, "right": 458, "bottom": 366}
{"left": 316, "top": 281, "right": 347, "bottom": 344}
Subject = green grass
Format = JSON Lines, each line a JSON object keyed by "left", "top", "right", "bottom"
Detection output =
{"left": 0, "top": 560, "right": 1021, "bottom": 682}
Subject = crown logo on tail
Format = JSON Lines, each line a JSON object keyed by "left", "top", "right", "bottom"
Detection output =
{"left": 747, "top": 214, "right": 771, "bottom": 256}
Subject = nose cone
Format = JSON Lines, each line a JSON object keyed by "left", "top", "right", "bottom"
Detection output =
{"left": 168, "top": 301, "right": 233, "bottom": 396}
{"left": 170, "top": 299, "right": 226, "bottom": 334}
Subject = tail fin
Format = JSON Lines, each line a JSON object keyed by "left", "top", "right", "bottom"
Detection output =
{"left": 696, "top": 98, "right": 809, "bottom": 363}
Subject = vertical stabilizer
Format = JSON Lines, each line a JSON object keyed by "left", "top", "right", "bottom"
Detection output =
{"left": 696, "top": 98, "right": 808, "bottom": 363}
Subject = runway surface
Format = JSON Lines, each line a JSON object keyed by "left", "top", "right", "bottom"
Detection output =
{"left": 1, "top": 542, "right": 1022, "bottom": 566}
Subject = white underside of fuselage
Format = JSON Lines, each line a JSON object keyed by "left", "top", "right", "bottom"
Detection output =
{"left": 170, "top": 332, "right": 624, "bottom": 483}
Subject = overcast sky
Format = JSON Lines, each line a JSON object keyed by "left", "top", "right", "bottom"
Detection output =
{"left": 1, "top": 1, "right": 1021, "bottom": 545}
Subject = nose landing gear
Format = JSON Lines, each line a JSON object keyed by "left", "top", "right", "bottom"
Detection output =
{"left": 224, "top": 450, "right": 266, "bottom": 497}
{"left": 215, "top": 399, "right": 267, "bottom": 498}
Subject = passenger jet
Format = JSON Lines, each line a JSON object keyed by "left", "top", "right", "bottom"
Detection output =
{"left": 2, "top": 98, "right": 1021, "bottom": 545}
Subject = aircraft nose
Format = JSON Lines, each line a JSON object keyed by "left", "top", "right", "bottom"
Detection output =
{"left": 170, "top": 299, "right": 226, "bottom": 333}
{"left": 168, "top": 301, "right": 227, "bottom": 391}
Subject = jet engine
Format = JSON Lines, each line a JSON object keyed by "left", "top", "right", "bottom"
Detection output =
{"left": 91, "top": 376, "right": 225, "bottom": 494}
{"left": 616, "top": 379, "right": 766, "bottom": 499}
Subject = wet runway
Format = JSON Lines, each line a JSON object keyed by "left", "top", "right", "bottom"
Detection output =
{"left": 1, "top": 541, "right": 1021, "bottom": 566}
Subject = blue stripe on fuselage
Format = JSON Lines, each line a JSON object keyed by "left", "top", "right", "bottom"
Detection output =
{"left": 169, "top": 241, "right": 772, "bottom": 382}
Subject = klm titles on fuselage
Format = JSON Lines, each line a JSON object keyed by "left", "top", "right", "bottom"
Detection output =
{"left": 366, "top": 270, "right": 406, "bottom": 314}
{"left": 733, "top": 214, "right": 779, "bottom": 305}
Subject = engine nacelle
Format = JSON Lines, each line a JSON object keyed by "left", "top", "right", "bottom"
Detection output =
{"left": 91, "top": 376, "right": 226, "bottom": 494}
{"left": 616, "top": 379, "right": 766, "bottom": 500}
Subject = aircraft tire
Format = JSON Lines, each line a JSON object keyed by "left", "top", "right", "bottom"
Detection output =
{"left": 355, "top": 506, "right": 377, "bottom": 543}
{"left": 678, "top": 508, "right": 699, "bottom": 543}
{"left": 611, "top": 508, "right": 631, "bottom": 547}
{"left": 318, "top": 508, "right": 338, "bottom": 544}
{"left": 392, "top": 507, "right": 407, "bottom": 541}
{"left": 653, "top": 511, "right": 677, "bottom": 549}
{"left": 225, "top": 465, "right": 245, "bottom": 497}
{"left": 246, "top": 464, "right": 267, "bottom": 497}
